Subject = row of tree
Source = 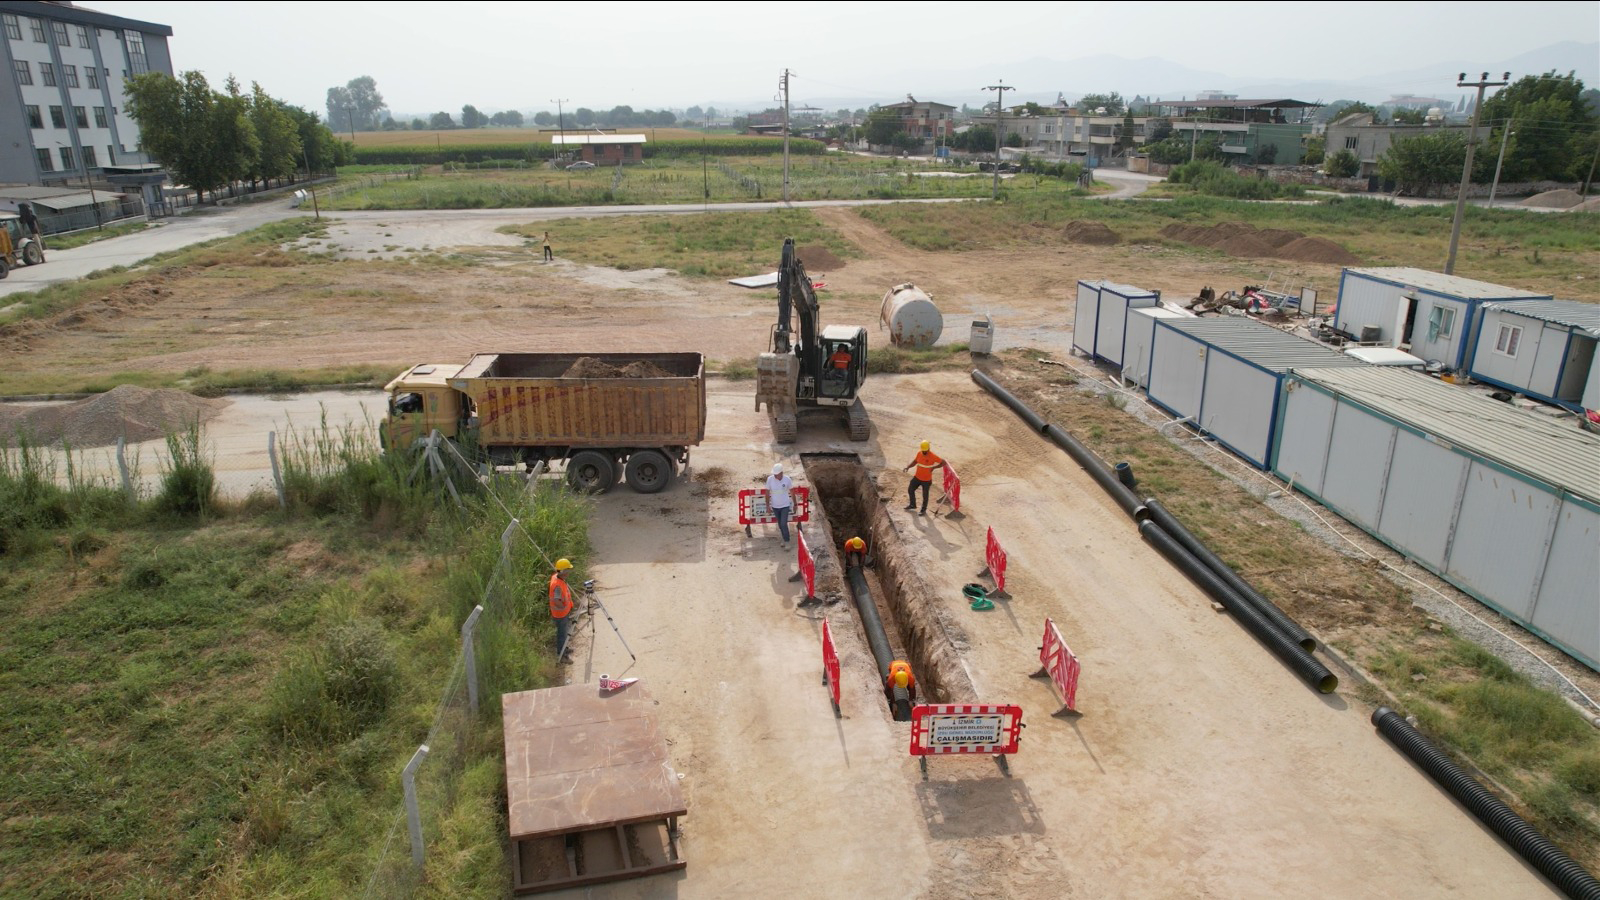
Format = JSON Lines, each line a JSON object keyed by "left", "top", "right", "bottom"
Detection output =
{"left": 127, "top": 72, "right": 351, "bottom": 202}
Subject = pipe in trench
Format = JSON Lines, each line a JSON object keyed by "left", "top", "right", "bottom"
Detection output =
{"left": 1371, "top": 707, "right": 1600, "bottom": 900}
{"left": 846, "top": 564, "right": 904, "bottom": 717}
{"left": 1145, "top": 498, "right": 1316, "bottom": 652}
{"left": 1139, "top": 520, "right": 1337, "bottom": 694}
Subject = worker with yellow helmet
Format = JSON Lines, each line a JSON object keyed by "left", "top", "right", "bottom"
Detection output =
{"left": 884, "top": 659, "right": 917, "bottom": 707}
{"left": 901, "top": 439, "right": 946, "bottom": 516}
{"left": 549, "top": 558, "right": 575, "bottom": 659}
{"left": 843, "top": 535, "right": 867, "bottom": 569}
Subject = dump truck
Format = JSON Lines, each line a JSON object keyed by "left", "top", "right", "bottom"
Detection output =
{"left": 381, "top": 352, "right": 706, "bottom": 493}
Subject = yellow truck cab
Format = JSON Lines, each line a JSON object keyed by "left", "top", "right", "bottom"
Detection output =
{"left": 381, "top": 363, "right": 467, "bottom": 451}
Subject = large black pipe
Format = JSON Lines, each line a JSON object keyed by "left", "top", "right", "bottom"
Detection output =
{"left": 1139, "top": 520, "right": 1337, "bottom": 694}
{"left": 1044, "top": 424, "right": 1149, "bottom": 521}
{"left": 971, "top": 369, "right": 1047, "bottom": 433}
{"left": 1145, "top": 498, "right": 1316, "bottom": 652}
{"left": 1372, "top": 707, "right": 1600, "bottom": 900}
{"left": 846, "top": 566, "right": 895, "bottom": 683}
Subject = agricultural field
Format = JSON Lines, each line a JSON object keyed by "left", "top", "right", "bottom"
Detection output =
{"left": 349, "top": 126, "right": 755, "bottom": 147}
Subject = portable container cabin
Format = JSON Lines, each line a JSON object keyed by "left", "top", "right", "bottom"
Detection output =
{"left": 1073, "top": 280, "right": 1159, "bottom": 364}
{"left": 1333, "top": 267, "right": 1549, "bottom": 370}
{"left": 1271, "top": 366, "right": 1600, "bottom": 670}
{"left": 1147, "top": 317, "right": 1364, "bottom": 468}
{"left": 1123, "top": 307, "right": 1189, "bottom": 388}
{"left": 1468, "top": 300, "right": 1600, "bottom": 413}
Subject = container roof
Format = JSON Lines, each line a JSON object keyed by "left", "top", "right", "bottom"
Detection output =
{"left": 1343, "top": 267, "right": 1549, "bottom": 301}
{"left": 552, "top": 134, "right": 647, "bottom": 145}
{"left": 1158, "top": 317, "right": 1364, "bottom": 372}
{"left": 1484, "top": 299, "right": 1600, "bottom": 336}
{"left": 1290, "top": 367, "right": 1600, "bottom": 504}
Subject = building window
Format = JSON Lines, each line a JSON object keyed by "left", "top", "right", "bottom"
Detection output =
{"left": 94, "top": 106, "right": 107, "bottom": 128}
{"left": 87, "top": 66, "right": 99, "bottom": 89}
{"left": 29, "top": 17, "right": 45, "bottom": 42}
{"left": 1494, "top": 324, "right": 1523, "bottom": 357}
{"left": 63, "top": 64, "right": 78, "bottom": 88}
{"left": 59, "top": 146, "right": 75, "bottom": 171}
{"left": 76, "top": 24, "right": 90, "bottom": 48}
{"left": 37, "top": 148, "right": 53, "bottom": 171}
{"left": 40, "top": 62, "right": 55, "bottom": 87}
{"left": 51, "top": 21, "right": 69, "bottom": 46}
{"left": 106, "top": 144, "right": 115, "bottom": 165}
{"left": 126, "top": 31, "right": 148, "bottom": 75}
{"left": 1344, "top": 136, "right": 1358, "bottom": 150}
{"left": 25, "top": 104, "right": 42, "bottom": 128}
{"left": 50, "top": 105, "right": 65, "bottom": 128}
{"left": 13, "top": 59, "right": 31, "bottom": 85}
{"left": 74, "top": 106, "right": 88, "bottom": 128}
{"left": 1427, "top": 306, "right": 1456, "bottom": 341}
{"left": 3, "top": 14, "right": 20, "bottom": 41}
{"left": 82, "top": 146, "right": 96, "bottom": 168}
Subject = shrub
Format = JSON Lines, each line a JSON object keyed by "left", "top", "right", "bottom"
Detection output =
{"left": 153, "top": 422, "right": 216, "bottom": 519}
{"left": 1325, "top": 149, "right": 1360, "bottom": 178}
{"left": 263, "top": 617, "right": 398, "bottom": 743}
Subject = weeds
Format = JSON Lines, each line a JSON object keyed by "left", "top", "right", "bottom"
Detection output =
{"left": 153, "top": 422, "right": 215, "bottom": 519}
{"left": 867, "top": 342, "right": 972, "bottom": 375}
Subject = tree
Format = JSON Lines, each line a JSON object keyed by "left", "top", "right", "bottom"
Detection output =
{"left": 863, "top": 110, "right": 903, "bottom": 147}
{"left": 489, "top": 109, "right": 524, "bottom": 127}
{"left": 1375, "top": 132, "right": 1464, "bottom": 195}
{"left": 285, "top": 104, "right": 339, "bottom": 173}
{"left": 460, "top": 104, "right": 486, "bottom": 128}
{"left": 410, "top": 117, "right": 426, "bottom": 130}
{"left": 1004, "top": 131, "right": 1023, "bottom": 148}
{"left": 533, "top": 111, "right": 555, "bottom": 126}
{"left": 429, "top": 111, "right": 456, "bottom": 129}
{"left": 573, "top": 107, "right": 596, "bottom": 127}
{"left": 951, "top": 125, "right": 994, "bottom": 152}
{"left": 707, "top": 106, "right": 720, "bottom": 120}
{"left": 1302, "top": 135, "right": 1326, "bottom": 166}
{"left": 213, "top": 77, "right": 261, "bottom": 196}
{"left": 1324, "top": 148, "right": 1362, "bottom": 178}
{"left": 125, "top": 70, "right": 238, "bottom": 202}
{"left": 1325, "top": 101, "right": 1378, "bottom": 124}
{"left": 1117, "top": 111, "right": 1137, "bottom": 152}
{"left": 1078, "top": 92, "right": 1124, "bottom": 115}
{"left": 247, "top": 82, "right": 301, "bottom": 186}
{"left": 346, "top": 76, "right": 385, "bottom": 130}
{"left": 1478, "top": 71, "right": 1597, "bottom": 181}
{"left": 1390, "top": 107, "right": 1426, "bottom": 125}
{"left": 1147, "top": 117, "right": 1173, "bottom": 143}
{"left": 685, "top": 105, "right": 704, "bottom": 122}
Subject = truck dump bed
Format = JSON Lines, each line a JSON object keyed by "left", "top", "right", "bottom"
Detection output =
{"left": 453, "top": 352, "right": 706, "bottom": 448}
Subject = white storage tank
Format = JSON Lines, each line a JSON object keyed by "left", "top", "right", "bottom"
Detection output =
{"left": 879, "top": 283, "right": 943, "bottom": 348}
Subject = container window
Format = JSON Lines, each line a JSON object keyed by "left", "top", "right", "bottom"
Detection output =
{"left": 1494, "top": 324, "right": 1522, "bottom": 357}
{"left": 1427, "top": 306, "right": 1455, "bottom": 341}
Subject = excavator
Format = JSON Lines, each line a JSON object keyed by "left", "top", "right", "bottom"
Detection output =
{"left": 755, "top": 239, "right": 870, "bottom": 442}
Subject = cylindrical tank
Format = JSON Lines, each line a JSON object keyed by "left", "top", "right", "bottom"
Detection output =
{"left": 879, "top": 283, "right": 943, "bottom": 348}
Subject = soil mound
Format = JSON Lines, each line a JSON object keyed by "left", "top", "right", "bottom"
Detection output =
{"left": 618, "top": 360, "right": 674, "bottom": 378}
{"left": 1063, "top": 221, "right": 1120, "bottom": 245}
{"left": 795, "top": 245, "right": 845, "bottom": 271}
{"left": 0, "top": 385, "right": 229, "bottom": 449}
{"left": 1255, "top": 228, "right": 1304, "bottom": 249}
{"left": 563, "top": 357, "right": 676, "bottom": 379}
{"left": 1521, "top": 189, "right": 1583, "bottom": 209}
{"left": 1214, "top": 235, "right": 1277, "bottom": 258}
{"left": 1277, "top": 236, "right": 1361, "bottom": 265}
{"left": 1572, "top": 197, "right": 1600, "bottom": 213}
{"left": 1159, "top": 224, "right": 1207, "bottom": 243}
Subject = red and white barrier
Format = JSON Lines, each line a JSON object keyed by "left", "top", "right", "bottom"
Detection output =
{"left": 796, "top": 531, "right": 816, "bottom": 602}
{"left": 738, "top": 486, "right": 811, "bottom": 537}
{"left": 909, "top": 703, "right": 1025, "bottom": 775}
{"left": 978, "top": 526, "right": 1009, "bottom": 597}
{"left": 821, "top": 618, "right": 840, "bottom": 717}
{"left": 940, "top": 462, "right": 963, "bottom": 517}
{"left": 1035, "top": 617, "right": 1081, "bottom": 717}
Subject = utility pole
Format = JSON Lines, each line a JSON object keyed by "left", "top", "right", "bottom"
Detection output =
{"left": 1487, "top": 119, "right": 1514, "bottom": 209}
{"left": 345, "top": 105, "right": 357, "bottom": 142}
{"left": 301, "top": 146, "right": 320, "bottom": 221}
{"left": 551, "top": 98, "right": 569, "bottom": 189}
{"left": 984, "top": 81, "right": 1013, "bottom": 199}
{"left": 1445, "top": 72, "right": 1509, "bottom": 274}
{"left": 779, "top": 69, "right": 791, "bottom": 203}
{"left": 1584, "top": 143, "right": 1599, "bottom": 200}
{"left": 1190, "top": 115, "right": 1199, "bottom": 161}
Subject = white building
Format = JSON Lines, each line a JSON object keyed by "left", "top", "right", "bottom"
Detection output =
{"left": 0, "top": 1, "right": 174, "bottom": 185}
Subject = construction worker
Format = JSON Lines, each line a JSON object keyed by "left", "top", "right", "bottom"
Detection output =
{"left": 884, "top": 659, "right": 917, "bottom": 706}
{"left": 549, "top": 558, "right": 575, "bottom": 659}
{"left": 843, "top": 535, "right": 867, "bottom": 569}
{"left": 827, "top": 344, "right": 852, "bottom": 376}
{"left": 902, "top": 440, "right": 946, "bottom": 515}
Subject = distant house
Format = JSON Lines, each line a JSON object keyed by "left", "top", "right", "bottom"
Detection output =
{"left": 552, "top": 134, "right": 647, "bottom": 165}
{"left": 979, "top": 105, "right": 1152, "bottom": 161}
{"left": 1323, "top": 113, "right": 1471, "bottom": 178}
{"left": 878, "top": 96, "right": 956, "bottom": 143}
{"left": 1145, "top": 98, "right": 1320, "bottom": 165}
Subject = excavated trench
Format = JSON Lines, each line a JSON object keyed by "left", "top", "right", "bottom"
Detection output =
{"left": 801, "top": 454, "right": 975, "bottom": 718}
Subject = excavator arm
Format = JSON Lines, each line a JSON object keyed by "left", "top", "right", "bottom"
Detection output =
{"left": 774, "top": 238, "right": 819, "bottom": 370}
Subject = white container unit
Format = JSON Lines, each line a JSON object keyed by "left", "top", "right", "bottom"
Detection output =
{"left": 1123, "top": 307, "right": 1189, "bottom": 388}
{"left": 1146, "top": 317, "right": 1363, "bottom": 468}
{"left": 1333, "top": 267, "right": 1548, "bottom": 370}
{"left": 1073, "top": 280, "right": 1158, "bottom": 363}
{"left": 1272, "top": 366, "right": 1600, "bottom": 670}
{"left": 1468, "top": 300, "right": 1600, "bottom": 413}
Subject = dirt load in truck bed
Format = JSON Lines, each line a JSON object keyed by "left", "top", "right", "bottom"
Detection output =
{"left": 562, "top": 357, "right": 675, "bottom": 379}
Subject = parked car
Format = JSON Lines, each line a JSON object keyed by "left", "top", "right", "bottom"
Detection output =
{"left": 566, "top": 161, "right": 595, "bottom": 170}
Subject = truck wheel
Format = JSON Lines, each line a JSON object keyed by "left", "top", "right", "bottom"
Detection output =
{"left": 566, "top": 451, "right": 615, "bottom": 493}
{"left": 22, "top": 243, "right": 42, "bottom": 266}
{"left": 624, "top": 450, "right": 673, "bottom": 494}
{"left": 0, "top": 258, "right": 8, "bottom": 280}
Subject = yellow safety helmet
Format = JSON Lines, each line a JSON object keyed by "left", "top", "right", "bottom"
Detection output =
{"left": 555, "top": 558, "right": 573, "bottom": 571}
{"left": 919, "top": 440, "right": 930, "bottom": 452}
{"left": 894, "top": 670, "right": 909, "bottom": 688}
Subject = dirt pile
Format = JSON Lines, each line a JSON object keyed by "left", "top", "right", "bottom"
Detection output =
{"left": 562, "top": 357, "right": 675, "bottom": 379}
{"left": 1520, "top": 189, "right": 1584, "bottom": 209}
{"left": 1161, "top": 221, "right": 1360, "bottom": 265}
{"left": 1063, "top": 221, "right": 1121, "bottom": 245}
{"left": 0, "top": 385, "right": 229, "bottom": 448}
{"left": 1573, "top": 197, "right": 1600, "bottom": 213}
{"left": 795, "top": 245, "right": 845, "bottom": 271}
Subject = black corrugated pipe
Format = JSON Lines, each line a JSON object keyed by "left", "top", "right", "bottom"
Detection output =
{"left": 971, "top": 369, "right": 1047, "bottom": 433}
{"left": 1145, "top": 498, "right": 1316, "bottom": 652}
{"left": 1372, "top": 707, "right": 1600, "bottom": 900}
{"left": 1045, "top": 424, "right": 1150, "bottom": 521}
{"left": 1139, "top": 520, "right": 1338, "bottom": 694}
{"left": 846, "top": 566, "right": 901, "bottom": 715}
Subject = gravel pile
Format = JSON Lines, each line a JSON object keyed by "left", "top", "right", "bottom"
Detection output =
{"left": 0, "top": 385, "right": 229, "bottom": 448}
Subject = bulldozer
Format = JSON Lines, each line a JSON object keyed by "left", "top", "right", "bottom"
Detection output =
{"left": 0, "top": 213, "right": 44, "bottom": 279}
{"left": 755, "top": 239, "right": 870, "bottom": 442}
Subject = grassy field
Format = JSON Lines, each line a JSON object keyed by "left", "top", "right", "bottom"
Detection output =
{"left": 323, "top": 155, "right": 1082, "bottom": 209}
{"left": 857, "top": 194, "right": 1600, "bottom": 302}
{"left": 351, "top": 127, "right": 757, "bottom": 147}
{"left": 44, "top": 219, "right": 153, "bottom": 251}
{"left": 0, "top": 422, "right": 591, "bottom": 895}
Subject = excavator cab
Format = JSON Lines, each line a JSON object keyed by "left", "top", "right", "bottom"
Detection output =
{"left": 817, "top": 326, "right": 867, "bottom": 400}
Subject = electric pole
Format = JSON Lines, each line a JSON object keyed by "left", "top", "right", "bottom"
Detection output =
{"left": 551, "top": 98, "right": 569, "bottom": 188}
{"left": 984, "top": 81, "right": 1013, "bottom": 199}
{"left": 779, "top": 69, "right": 792, "bottom": 203}
{"left": 1445, "top": 72, "right": 1509, "bottom": 275}
{"left": 1488, "top": 119, "right": 1514, "bottom": 209}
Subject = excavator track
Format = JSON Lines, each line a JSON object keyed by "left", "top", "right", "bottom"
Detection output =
{"left": 846, "top": 400, "right": 870, "bottom": 441}
{"left": 772, "top": 413, "right": 799, "bottom": 444}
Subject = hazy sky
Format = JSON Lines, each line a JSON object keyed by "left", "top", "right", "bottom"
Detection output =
{"left": 89, "top": 1, "right": 1599, "bottom": 115}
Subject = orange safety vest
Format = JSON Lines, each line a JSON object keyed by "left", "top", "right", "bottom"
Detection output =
{"left": 829, "top": 350, "right": 851, "bottom": 370}
{"left": 910, "top": 450, "right": 943, "bottom": 482}
{"left": 845, "top": 537, "right": 866, "bottom": 553}
{"left": 886, "top": 660, "right": 915, "bottom": 690}
{"left": 548, "top": 573, "right": 573, "bottom": 619}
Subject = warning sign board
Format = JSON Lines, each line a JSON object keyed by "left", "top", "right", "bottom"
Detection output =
{"left": 909, "top": 704, "right": 1023, "bottom": 758}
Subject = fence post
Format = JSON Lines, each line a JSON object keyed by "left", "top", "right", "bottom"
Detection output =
{"left": 403, "top": 744, "right": 430, "bottom": 870}
{"left": 268, "top": 430, "right": 286, "bottom": 508}
{"left": 115, "top": 436, "right": 133, "bottom": 499}
{"left": 462, "top": 605, "right": 485, "bottom": 716}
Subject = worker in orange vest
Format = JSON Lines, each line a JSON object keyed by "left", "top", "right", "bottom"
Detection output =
{"left": 884, "top": 659, "right": 917, "bottom": 706}
{"left": 550, "top": 558, "right": 575, "bottom": 659}
{"left": 843, "top": 535, "right": 867, "bottom": 569}
{"left": 902, "top": 440, "right": 946, "bottom": 515}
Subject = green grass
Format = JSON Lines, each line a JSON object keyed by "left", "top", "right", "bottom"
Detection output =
{"left": 0, "top": 364, "right": 391, "bottom": 399}
{"left": 0, "top": 417, "right": 594, "bottom": 895}
{"left": 42, "top": 219, "right": 153, "bottom": 251}
{"left": 867, "top": 342, "right": 972, "bottom": 374}
{"left": 503, "top": 208, "right": 861, "bottom": 278}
